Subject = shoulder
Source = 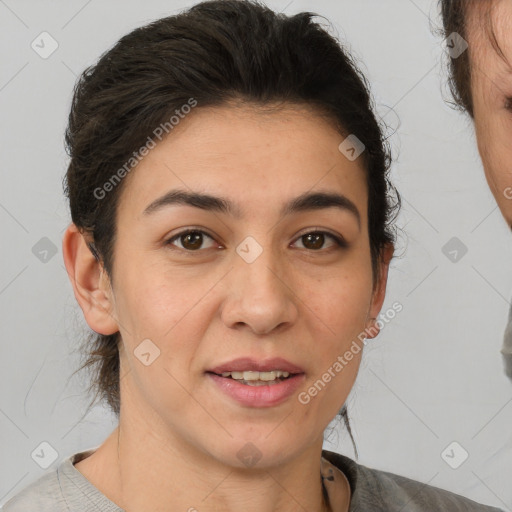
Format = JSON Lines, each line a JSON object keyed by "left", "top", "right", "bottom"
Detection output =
{"left": 1, "top": 448, "right": 107, "bottom": 512}
{"left": 0, "top": 468, "right": 67, "bottom": 512}
{"left": 321, "top": 449, "right": 505, "bottom": 512}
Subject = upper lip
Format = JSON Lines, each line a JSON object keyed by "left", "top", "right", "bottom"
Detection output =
{"left": 208, "top": 357, "right": 305, "bottom": 375}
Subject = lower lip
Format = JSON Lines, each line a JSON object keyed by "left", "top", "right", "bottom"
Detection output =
{"left": 206, "top": 372, "right": 306, "bottom": 407}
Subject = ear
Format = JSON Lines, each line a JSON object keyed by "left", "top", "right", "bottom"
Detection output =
{"left": 62, "top": 223, "right": 119, "bottom": 335}
{"left": 365, "top": 243, "right": 394, "bottom": 339}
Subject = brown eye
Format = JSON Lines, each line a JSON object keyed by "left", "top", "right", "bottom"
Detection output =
{"left": 293, "top": 231, "right": 346, "bottom": 251}
{"left": 166, "top": 230, "right": 216, "bottom": 251}
{"left": 303, "top": 232, "right": 325, "bottom": 250}
{"left": 505, "top": 97, "right": 512, "bottom": 112}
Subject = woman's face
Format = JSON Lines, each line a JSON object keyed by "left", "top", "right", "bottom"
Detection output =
{"left": 468, "top": 0, "right": 512, "bottom": 226}
{"left": 83, "top": 105, "right": 390, "bottom": 467}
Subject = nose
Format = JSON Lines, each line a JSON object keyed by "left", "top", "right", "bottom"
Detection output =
{"left": 220, "top": 240, "right": 299, "bottom": 335}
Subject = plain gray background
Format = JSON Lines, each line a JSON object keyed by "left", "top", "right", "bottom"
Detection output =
{"left": 1, "top": 0, "right": 511, "bottom": 510}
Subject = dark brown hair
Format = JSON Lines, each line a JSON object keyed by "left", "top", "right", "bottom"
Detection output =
{"left": 439, "top": 0, "right": 507, "bottom": 118}
{"left": 439, "top": 0, "right": 474, "bottom": 116}
{"left": 64, "top": 0, "right": 400, "bottom": 450}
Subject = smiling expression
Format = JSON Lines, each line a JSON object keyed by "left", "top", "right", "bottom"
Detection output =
{"left": 80, "top": 103, "right": 390, "bottom": 468}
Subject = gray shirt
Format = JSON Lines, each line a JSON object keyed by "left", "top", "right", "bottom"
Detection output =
{"left": 1, "top": 448, "right": 505, "bottom": 511}
{"left": 502, "top": 304, "right": 512, "bottom": 380}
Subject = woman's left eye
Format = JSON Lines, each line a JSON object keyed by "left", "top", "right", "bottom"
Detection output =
{"left": 292, "top": 231, "right": 347, "bottom": 251}
{"left": 164, "top": 229, "right": 346, "bottom": 253}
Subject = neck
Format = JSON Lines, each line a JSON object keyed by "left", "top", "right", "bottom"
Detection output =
{"left": 76, "top": 417, "right": 333, "bottom": 512}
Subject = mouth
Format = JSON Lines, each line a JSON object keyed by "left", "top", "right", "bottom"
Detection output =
{"left": 205, "top": 357, "right": 306, "bottom": 406}
{"left": 207, "top": 356, "right": 305, "bottom": 376}
{"left": 206, "top": 370, "right": 301, "bottom": 386}
{"left": 206, "top": 370, "right": 306, "bottom": 407}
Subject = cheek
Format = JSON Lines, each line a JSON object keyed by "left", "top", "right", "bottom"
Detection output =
{"left": 308, "top": 264, "right": 374, "bottom": 406}
{"left": 112, "top": 258, "right": 201, "bottom": 342}
{"left": 472, "top": 76, "right": 512, "bottom": 181}
{"left": 471, "top": 107, "right": 512, "bottom": 225}
{"left": 323, "top": 282, "right": 369, "bottom": 330}
{"left": 475, "top": 116, "right": 512, "bottom": 189}
{"left": 299, "top": 265, "right": 374, "bottom": 347}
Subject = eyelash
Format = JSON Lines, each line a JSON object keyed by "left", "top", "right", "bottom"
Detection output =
{"left": 164, "top": 228, "right": 347, "bottom": 254}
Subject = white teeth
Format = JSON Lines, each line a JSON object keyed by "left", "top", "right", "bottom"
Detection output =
{"left": 220, "top": 370, "right": 290, "bottom": 381}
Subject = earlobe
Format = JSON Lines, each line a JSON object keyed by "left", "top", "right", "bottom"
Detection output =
{"left": 366, "top": 243, "right": 394, "bottom": 339}
{"left": 62, "top": 223, "right": 119, "bottom": 335}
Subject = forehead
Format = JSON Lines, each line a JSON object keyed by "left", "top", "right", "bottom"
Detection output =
{"left": 467, "top": 0, "right": 512, "bottom": 69}
{"left": 117, "top": 104, "right": 368, "bottom": 220}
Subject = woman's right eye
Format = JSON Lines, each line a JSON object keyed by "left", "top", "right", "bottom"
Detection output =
{"left": 165, "top": 229, "right": 218, "bottom": 252}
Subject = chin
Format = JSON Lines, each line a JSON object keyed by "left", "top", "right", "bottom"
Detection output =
{"left": 209, "top": 436, "right": 301, "bottom": 470}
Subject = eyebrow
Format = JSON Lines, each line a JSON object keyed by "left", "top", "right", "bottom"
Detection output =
{"left": 142, "top": 188, "right": 361, "bottom": 227}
